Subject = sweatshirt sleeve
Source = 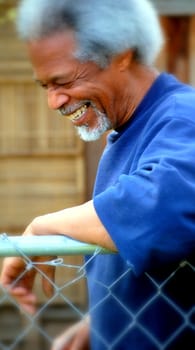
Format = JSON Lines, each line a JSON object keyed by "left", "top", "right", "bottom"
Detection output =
{"left": 93, "top": 118, "right": 195, "bottom": 275}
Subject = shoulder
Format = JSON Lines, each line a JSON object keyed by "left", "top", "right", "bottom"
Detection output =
{"left": 157, "top": 79, "right": 195, "bottom": 124}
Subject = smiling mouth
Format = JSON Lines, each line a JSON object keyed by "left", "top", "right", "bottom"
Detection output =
{"left": 62, "top": 103, "right": 90, "bottom": 122}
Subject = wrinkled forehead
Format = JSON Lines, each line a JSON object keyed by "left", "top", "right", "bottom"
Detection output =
{"left": 26, "top": 31, "right": 78, "bottom": 80}
{"left": 27, "top": 30, "right": 77, "bottom": 66}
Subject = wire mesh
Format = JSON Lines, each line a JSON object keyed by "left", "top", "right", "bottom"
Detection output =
{"left": 0, "top": 233, "right": 195, "bottom": 350}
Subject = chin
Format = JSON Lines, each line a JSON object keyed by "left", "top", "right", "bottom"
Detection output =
{"left": 75, "top": 115, "right": 112, "bottom": 142}
{"left": 75, "top": 125, "right": 104, "bottom": 142}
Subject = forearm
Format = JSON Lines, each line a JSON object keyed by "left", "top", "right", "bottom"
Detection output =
{"left": 25, "top": 200, "right": 117, "bottom": 251}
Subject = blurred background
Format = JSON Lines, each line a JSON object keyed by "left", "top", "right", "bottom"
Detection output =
{"left": 0, "top": 0, "right": 195, "bottom": 349}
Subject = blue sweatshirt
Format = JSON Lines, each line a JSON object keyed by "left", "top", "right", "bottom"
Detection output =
{"left": 87, "top": 73, "right": 195, "bottom": 349}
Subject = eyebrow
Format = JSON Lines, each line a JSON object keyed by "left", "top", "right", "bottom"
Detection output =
{"left": 34, "top": 76, "right": 64, "bottom": 85}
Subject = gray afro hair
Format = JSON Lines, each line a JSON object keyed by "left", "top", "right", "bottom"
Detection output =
{"left": 16, "top": 0, "right": 164, "bottom": 67}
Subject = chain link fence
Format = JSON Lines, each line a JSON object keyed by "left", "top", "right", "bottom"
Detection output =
{"left": 0, "top": 233, "right": 195, "bottom": 349}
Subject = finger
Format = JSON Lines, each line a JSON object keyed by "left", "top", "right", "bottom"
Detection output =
{"left": 71, "top": 328, "right": 90, "bottom": 350}
{"left": 0, "top": 257, "right": 25, "bottom": 285}
{"left": 17, "top": 295, "right": 37, "bottom": 315}
{"left": 51, "top": 320, "right": 89, "bottom": 350}
{"left": 51, "top": 326, "right": 78, "bottom": 350}
{"left": 42, "top": 265, "right": 56, "bottom": 297}
{"left": 0, "top": 256, "right": 37, "bottom": 295}
{"left": 4, "top": 286, "right": 37, "bottom": 314}
{"left": 5, "top": 285, "right": 34, "bottom": 297}
{"left": 10, "top": 288, "right": 36, "bottom": 302}
{"left": 51, "top": 337, "right": 73, "bottom": 350}
{"left": 19, "top": 301, "right": 37, "bottom": 315}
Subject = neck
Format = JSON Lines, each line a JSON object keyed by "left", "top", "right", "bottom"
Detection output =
{"left": 117, "top": 63, "right": 159, "bottom": 128}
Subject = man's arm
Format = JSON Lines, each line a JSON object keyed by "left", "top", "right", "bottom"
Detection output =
{"left": 29, "top": 200, "right": 117, "bottom": 251}
{"left": 0, "top": 200, "right": 116, "bottom": 314}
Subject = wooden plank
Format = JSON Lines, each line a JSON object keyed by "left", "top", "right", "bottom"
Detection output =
{"left": 152, "top": 0, "right": 195, "bottom": 15}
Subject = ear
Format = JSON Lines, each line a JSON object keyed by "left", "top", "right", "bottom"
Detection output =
{"left": 112, "top": 50, "right": 134, "bottom": 72}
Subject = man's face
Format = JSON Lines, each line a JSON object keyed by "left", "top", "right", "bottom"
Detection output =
{"left": 27, "top": 31, "right": 123, "bottom": 141}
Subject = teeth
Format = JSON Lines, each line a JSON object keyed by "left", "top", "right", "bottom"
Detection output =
{"left": 66, "top": 105, "right": 88, "bottom": 121}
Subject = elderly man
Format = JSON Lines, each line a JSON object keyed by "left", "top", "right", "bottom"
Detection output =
{"left": 1, "top": 0, "right": 195, "bottom": 349}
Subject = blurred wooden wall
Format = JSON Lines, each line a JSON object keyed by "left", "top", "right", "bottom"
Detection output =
{"left": 0, "top": 1, "right": 86, "bottom": 234}
{"left": 157, "top": 15, "right": 195, "bottom": 85}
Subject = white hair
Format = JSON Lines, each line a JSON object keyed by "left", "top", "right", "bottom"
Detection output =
{"left": 17, "top": 0, "right": 164, "bottom": 66}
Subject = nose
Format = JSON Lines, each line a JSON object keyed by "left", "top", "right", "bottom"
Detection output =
{"left": 47, "top": 88, "right": 70, "bottom": 110}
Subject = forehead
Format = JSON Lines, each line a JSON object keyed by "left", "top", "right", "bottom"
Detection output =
{"left": 27, "top": 31, "right": 78, "bottom": 80}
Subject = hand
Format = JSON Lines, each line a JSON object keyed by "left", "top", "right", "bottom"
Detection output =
{"left": 0, "top": 218, "right": 57, "bottom": 314}
{"left": 0, "top": 255, "right": 56, "bottom": 314}
{"left": 51, "top": 317, "right": 90, "bottom": 350}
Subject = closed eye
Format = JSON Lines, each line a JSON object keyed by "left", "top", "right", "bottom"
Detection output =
{"left": 40, "top": 83, "right": 48, "bottom": 89}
